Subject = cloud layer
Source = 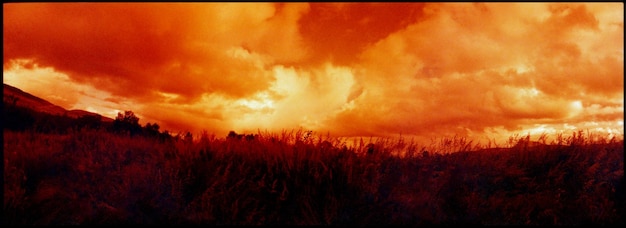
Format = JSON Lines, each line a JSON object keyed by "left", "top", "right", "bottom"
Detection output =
{"left": 4, "top": 3, "right": 623, "bottom": 144}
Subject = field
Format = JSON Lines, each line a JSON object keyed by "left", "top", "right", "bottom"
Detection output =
{"left": 3, "top": 127, "right": 624, "bottom": 225}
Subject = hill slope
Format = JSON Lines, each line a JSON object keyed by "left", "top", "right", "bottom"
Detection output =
{"left": 3, "top": 83, "right": 113, "bottom": 122}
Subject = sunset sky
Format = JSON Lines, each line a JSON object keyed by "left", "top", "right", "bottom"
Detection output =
{"left": 3, "top": 3, "right": 624, "bottom": 145}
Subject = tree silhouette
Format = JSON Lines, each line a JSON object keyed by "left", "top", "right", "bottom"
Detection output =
{"left": 183, "top": 131, "right": 193, "bottom": 144}
{"left": 113, "top": 110, "right": 142, "bottom": 136}
{"left": 227, "top": 130, "right": 242, "bottom": 140}
{"left": 227, "top": 130, "right": 256, "bottom": 141}
{"left": 117, "top": 110, "right": 139, "bottom": 125}
{"left": 144, "top": 122, "right": 160, "bottom": 137}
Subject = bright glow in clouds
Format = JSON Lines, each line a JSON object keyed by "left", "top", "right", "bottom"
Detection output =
{"left": 231, "top": 64, "right": 355, "bottom": 132}
{"left": 237, "top": 92, "right": 275, "bottom": 111}
{"left": 3, "top": 59, "right": 125, "bottom": 118}
{"left": 3, "top": 3, "right": 623, "bottom": 145}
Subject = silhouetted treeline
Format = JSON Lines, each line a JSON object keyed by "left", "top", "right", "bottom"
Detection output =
{"left": 3, "top": 99, "right": 173, "bottom": 141}
{"left": 227, "top": 130, "right": 257, "bottom": 141}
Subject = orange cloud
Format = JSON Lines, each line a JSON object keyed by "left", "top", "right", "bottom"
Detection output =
{"left": 3, "top": 3, "right": 309, "bottom": 102}
{"left": 297, "top": 3, "right": 426, "bottom": 66}
{"left": 319, "top": 3, "right": 623, "bottom": 142}
{"left": 3, "top": 3, "right": 622, "bottom": 145}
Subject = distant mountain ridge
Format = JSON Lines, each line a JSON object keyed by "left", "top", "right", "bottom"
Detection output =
{"left": 3, "top": 83, "right": 114, "bottom": 122}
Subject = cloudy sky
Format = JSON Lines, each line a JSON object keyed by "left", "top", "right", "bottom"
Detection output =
{"left": 3, "top": 3, "right": 623, "bottom": 145}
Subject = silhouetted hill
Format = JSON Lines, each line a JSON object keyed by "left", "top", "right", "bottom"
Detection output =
{"left": 3, "top": 83, "right": 113, "bottom": 122}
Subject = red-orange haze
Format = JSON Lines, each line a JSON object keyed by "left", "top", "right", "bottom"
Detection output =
{"left": 3, "top": 3, "right": 624, "bottom": 145}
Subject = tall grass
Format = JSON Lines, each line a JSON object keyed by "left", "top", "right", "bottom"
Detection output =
{"left": 3, "top": 128, "right": 624, "bottom": 225}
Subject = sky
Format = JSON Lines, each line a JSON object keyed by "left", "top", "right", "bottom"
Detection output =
{"left": 3, "top": 2, "right": 624, "bottom": 146}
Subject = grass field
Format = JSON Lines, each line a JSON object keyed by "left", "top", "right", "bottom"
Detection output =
{"left": 3, "top": 128, "right": 624, "bottom": 225}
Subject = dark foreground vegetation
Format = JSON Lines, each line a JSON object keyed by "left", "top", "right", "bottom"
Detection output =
{"left": 4, "top": 126, "right": 624, "bottom": 225}
{"left": 3, "top": 103, "right": 625, "bottom": 225}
